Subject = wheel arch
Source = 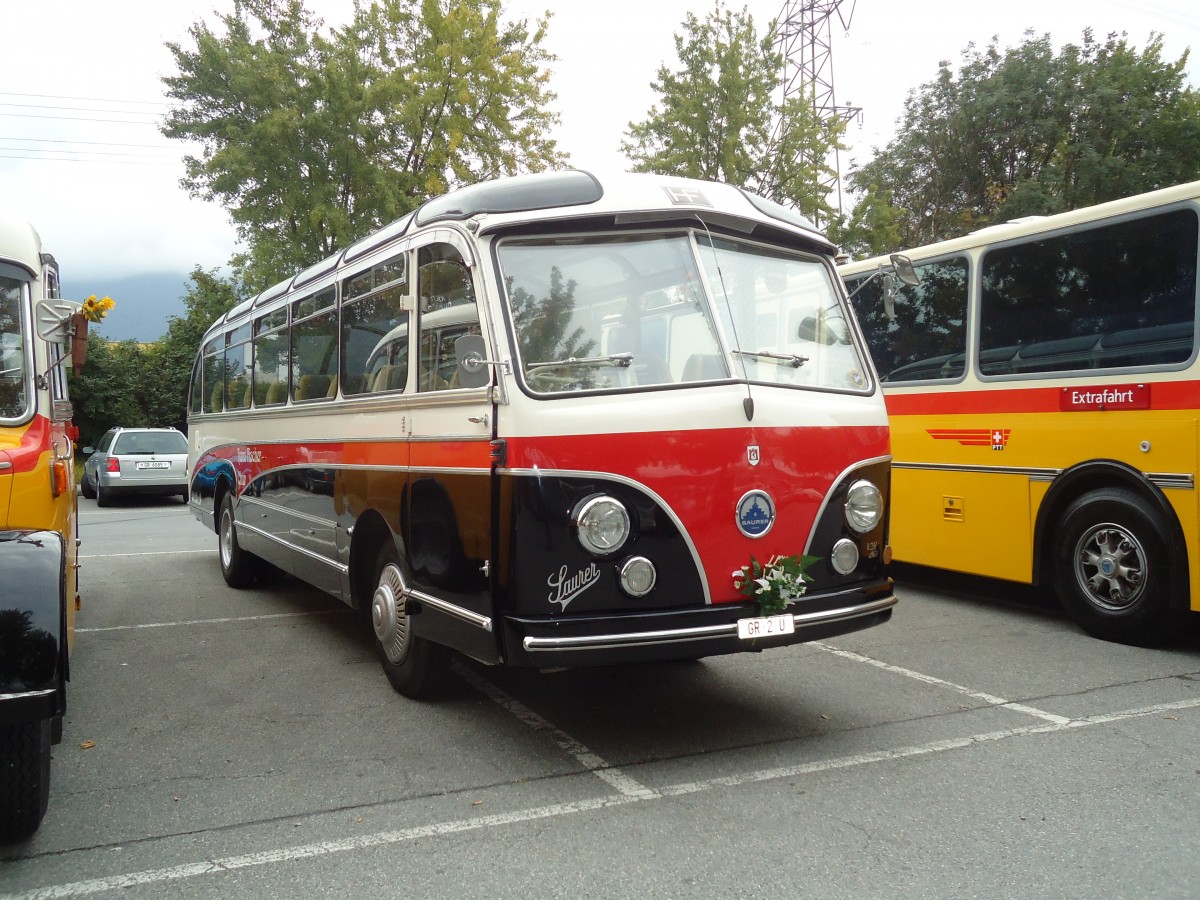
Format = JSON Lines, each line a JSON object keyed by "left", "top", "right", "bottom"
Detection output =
{"left": 348, "top": 509, "right": 399, "bottom": 614}
{"left": 1033, "top": 459, "right": 1190, "bottom": 608}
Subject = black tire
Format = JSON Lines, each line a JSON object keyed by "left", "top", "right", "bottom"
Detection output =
{"left": 1054, "top": 487, "right": 1174, "bottom": 645}
{"left": 180, "top": 487, "right": 190, "bottom": 504}
{"left": 0, "top": 718, "right": 52, "bottom": 841}
{"left": 95, "top": 480, "right": 110, "bottom": 508}
{"left": 218, "top": 493, "right": 257, "bottom": 588}
{"left": 369, "top": 542, "right": 449, "bottom": 699}
{"left": 79, "top": 471, "right": 95, "bottom": 500}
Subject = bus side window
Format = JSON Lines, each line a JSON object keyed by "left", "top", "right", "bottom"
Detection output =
{"left": 418, "top": 244, "right": 479, "bottom": 392}
{"left": 342, "top": 252, "right": 409, "bottom": 397}
{"left": 291, "top": 286, "right": 338, "bottom": 402}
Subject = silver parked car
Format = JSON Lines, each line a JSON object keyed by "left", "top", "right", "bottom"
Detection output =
{"left": 81, "top": 427, "right": 189, "bottom": 506}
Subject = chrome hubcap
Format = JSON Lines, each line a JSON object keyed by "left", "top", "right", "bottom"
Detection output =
{"left": 220, "top": 508, "right": 234, "bottom": 567}
{"left": 1074, "top": 524, "right": 1146, "bottom": 611}
{"left": 372, "top": 563, "right": 410, "bottom": 664}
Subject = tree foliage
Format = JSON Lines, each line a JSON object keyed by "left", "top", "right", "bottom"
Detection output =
{"left": 69, "top": 268, "right": 241, "bottom": 447}
{"left": 850, "top": 29, "right": 1200, "bottom": 250}
{"left": 162, "top": 0, "right": 565, "bottom": 290}
{"left": 622, "top": 2, "right": 846, "bottom": 223}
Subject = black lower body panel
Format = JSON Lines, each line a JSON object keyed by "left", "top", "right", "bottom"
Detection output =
{"left": 501, "top": 580, "right": 895, "bottom": 668}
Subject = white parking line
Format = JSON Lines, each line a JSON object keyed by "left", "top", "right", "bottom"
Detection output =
{"left": 78, "top": 549, "right": 216, "bottom": 559}
{"left": 815, "top": 641, "right": 1073, "bottom": 724}
{"left": 455, "top": 662, "right": 658, "bottom": 799}
{"left": 76, "top": 610, "right": 349, "bottom": 633}
{"left": 8, "top": 695, "right": 1198, "bottom": 900}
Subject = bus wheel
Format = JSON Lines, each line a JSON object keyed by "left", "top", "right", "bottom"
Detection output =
{"left": 370, "top": 543, "right": 448, "bottom": 699}
{"left": 1054, "top": 488, "right": 1173, "bottom": 645}
{"left": 0, "top": 719, "right": 51, "bottom": 840}
{"left": 218, "top": 493, "right": 256, "bottom": 588}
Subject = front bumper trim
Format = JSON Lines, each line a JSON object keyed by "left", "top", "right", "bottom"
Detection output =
{"left": 522, "top": 593, "right": 896, "bottom": 653}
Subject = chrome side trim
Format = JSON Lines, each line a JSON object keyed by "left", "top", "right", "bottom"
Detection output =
{"left": 521, "top": 594, "right": 896, "bottom": 653}
{"left": 237, "top": 519, "right": 349, "bottom": 575}
{"left": 0, "top": 688, "right": 57, "bottom": 702}
{"left": 410, "top": 589, "right": 493, "bottom": 632}
{"left": 894, "top": 460, "right": 1194, "bottom": 489}
{"left": 240, "top": 494, "right": 336, "bottom": 529}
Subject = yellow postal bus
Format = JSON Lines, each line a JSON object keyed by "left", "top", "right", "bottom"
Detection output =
{"left": 840, "top": 180, "right": 1200, "bottom": 644}
{"left": 0, "top": 217, "right": 86, "bottom": 839}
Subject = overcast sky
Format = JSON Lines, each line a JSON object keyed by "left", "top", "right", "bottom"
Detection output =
{"left": 2, "top": 0, "right": 1198, "bottom": 282}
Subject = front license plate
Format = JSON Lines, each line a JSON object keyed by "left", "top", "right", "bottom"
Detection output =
{"left": 737, "top": 613, "right": 795, "bottom": 640}
{"left": 136, "top": 461, "right": 170, "bottom": 469}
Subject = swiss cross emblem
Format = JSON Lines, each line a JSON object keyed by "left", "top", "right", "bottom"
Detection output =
{"left": 991, "top": 429, "right": 1009, "bottom": 450}
{"left": 747, "top": 445, "right": 761, "bottom": 466}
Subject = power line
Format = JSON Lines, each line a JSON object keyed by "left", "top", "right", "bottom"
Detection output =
{"left": 0, "top": 100, "right": 163, "bottom": 118}
{"left": 0, "top": 112, "right": 163, "bottom": 125}
{"left": 0, "top": 135, "right": 175, "bottom": 149}
{"left": 0, "top": 152, "right": 178, "bottom": 166}
{"left": 0, "top": 90, "right": 171, "bottom": 109}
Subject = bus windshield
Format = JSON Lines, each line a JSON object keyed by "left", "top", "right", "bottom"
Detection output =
{"left": 498, "top": 231, "right": 868, "bottom": 394}
{"left": 0, "top": 274, "right": 28, "bottom": 419}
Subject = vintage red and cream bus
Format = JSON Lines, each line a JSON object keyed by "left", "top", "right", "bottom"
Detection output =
{"left": 0, "top": 217, "right": 85, "bottom": 839}
{"left": 187, "top": 171, "right": 896, "bottom": 698}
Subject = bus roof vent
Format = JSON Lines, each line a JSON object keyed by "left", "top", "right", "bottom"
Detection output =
{"left": 414, "top": 170, "right": 603, "bottom": 227}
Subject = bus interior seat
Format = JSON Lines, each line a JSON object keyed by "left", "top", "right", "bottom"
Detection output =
{"left": 681, "top": 353, "right": 727, "bottom": 382}
{"left": 325, "top": 375, "right": 339, "bottom": 398}
{"left": 296, "top": 374, "right": 331, "bottom": 400}
{"left": 633, "top": 354, "right": 672, "bottom": 385}
{"left": 264, "top": 382, "right": 288, "bottom": 405}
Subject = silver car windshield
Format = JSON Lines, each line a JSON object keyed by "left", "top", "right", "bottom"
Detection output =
{"left": 497, "top": 231, "right": 869, "bottom": 395}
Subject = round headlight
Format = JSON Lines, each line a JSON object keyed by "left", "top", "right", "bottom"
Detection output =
{"left": 573, "top": 495, "right": 631, "bottom": 555}
{"left": 619, "top": 557, "right": 656, "bottom": 597}
{"left": 831, "top": 538, "right": 860, "bottom": 575}
{"left": 845, "top": 480, "right": 883, "bottom": 534}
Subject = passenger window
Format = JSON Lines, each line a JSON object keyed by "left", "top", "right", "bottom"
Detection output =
{"left": 848, "top": 256, "right": 969, "bottom": 383}
{"left": 224, "top": 326, "right": 253, "bottom": 411}
{"left": 291, "top": 287, "right": 337, "bottom": 402}
{"left": 341, "top": 253, "right": 409, "bottom": 396}
{"left": 417, "top": 243, "right": 479, "bottom": 392}
{"left": 980, "top": 209, "right": 1198, "bottom": 375}
{"left": 254, "top": 309, "right": 289, "bottom": 406}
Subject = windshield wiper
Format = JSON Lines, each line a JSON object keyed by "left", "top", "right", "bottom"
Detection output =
{"left": 732, "top": 349, "right": 809, "bottom": 368}
{"left": 527, "top": 352, "right": 633, "bottom": 370}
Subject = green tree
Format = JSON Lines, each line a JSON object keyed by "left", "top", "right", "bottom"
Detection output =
{"left": 143, "top": 268, "right": 243, "bottom": 434}
{"left": 850, "top": 29, "right": 1200, "bottom": 249}
{"left": 70, "top": 338, "right": 153, "bottom": 449}
{"left": 621, "top": 2, "right": 845, "bottom": 223}
{"left": 162, "top": 0, "right": 565, "bottom": 291}
{"left": 69, "top": 268, "right": 241, "bottom": 445}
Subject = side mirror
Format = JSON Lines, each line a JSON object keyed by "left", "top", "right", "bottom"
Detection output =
{"left": 889, "top": 254, "right": 920, "bottom": 287}
{"left": 454, "top": 334, "right": 492, "bottom": 389}
{"left": 34, "top": 297, "right": 82, "bottom": 345}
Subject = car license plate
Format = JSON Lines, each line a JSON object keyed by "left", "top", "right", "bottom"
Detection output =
{"left": 737, "top": 613, "right": 795, "bottom": 640}
{"left": 136, "top": 461, "right": 171, "bottom": 469}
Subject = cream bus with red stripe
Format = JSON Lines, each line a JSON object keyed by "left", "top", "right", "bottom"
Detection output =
{"left": 1, "top": 217, "right": 86, "bottom": 839}
{"left": 188, "top": 171, "right": 896, "bottom": 697}
{"left": 840, "top": 180, "right": 1200, "bottom": 644}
